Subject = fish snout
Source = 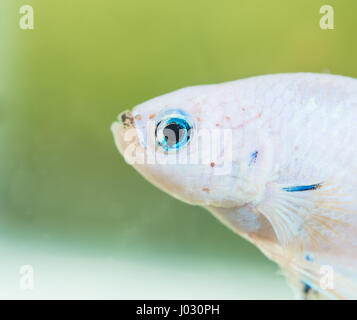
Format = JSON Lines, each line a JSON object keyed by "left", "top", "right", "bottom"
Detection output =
{"left": 111, "top": 110, "right": 139, "bottom": 158}
{"left": 119, "top": 110, "right": 135, "bottom": 129}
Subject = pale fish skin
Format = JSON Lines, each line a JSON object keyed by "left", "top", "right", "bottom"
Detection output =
{"left": 111, "top": 73, "right": 357, "bottom": 299}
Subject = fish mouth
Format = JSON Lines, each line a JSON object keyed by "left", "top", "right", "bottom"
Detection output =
{"left": 119, "top": 110, "right": 135, "bottom": 129}
{"left": 111, "top": 110, "right": 138, "bottom": 157}
{"left": 112, "top": 110, "right": 136, "bottom": 132}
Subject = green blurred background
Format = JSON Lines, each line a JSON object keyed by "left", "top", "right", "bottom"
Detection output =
{"left": 0, "top": 0, "right": 356, "bottom": 299}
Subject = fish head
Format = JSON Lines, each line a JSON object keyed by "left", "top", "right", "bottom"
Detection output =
{"left": 112, "top": 84, "right": 271, "bottom": 208}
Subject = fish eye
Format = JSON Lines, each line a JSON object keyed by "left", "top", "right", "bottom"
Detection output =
{"left": 155, "top": 110, "right": 193, "bottom": 151}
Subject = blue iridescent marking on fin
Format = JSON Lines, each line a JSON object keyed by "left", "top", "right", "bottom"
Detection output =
{"left": 305, "top": 253, "right": 314, "bottom": 262}
{"left": 303, "top": 281, "right": 312, "bottom": 295}
{"left": 282, "top": 183, "right": 321, "bottom": 192}
{"left": 249, "top": 150, "right": 258, "bottom": 166}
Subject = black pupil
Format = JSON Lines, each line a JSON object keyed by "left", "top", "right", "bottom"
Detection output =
{"left": 163, "top": 123, "right": 185, "bottom": 147}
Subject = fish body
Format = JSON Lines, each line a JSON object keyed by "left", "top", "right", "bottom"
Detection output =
{"left": 112, "top": 73, "right": 357, "bottom": 299}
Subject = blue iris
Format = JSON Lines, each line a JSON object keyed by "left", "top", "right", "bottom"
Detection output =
{"left": 155, "top": 113, "right": 193, "bottom": 151}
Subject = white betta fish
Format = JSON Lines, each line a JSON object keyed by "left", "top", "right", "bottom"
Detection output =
{"left": 111, "top": 73, "right": 357, "bottom": 299}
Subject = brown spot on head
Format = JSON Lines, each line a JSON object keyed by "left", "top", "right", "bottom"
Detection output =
{"left": 210, "top": 162, "right": 215, "bottom": 168}
{"left": 135, "top": 114, "right": 142, "bottom": 120}
{"left": 197, "top": 117, "right": 201, "bottom": 122}
{"left": 258, "top": 112, "right": 262, "bottom": 118}
{"left": 295, "top": 146, "right": 299, "bottom": 150}
{"left": 242, "top": 108, "right": 246, "bottom": 112}
{"left": 120, "top": 111, "right": 135, "bottom": 128}
{"left": 216, "top": 123, "right": 220, "bottom": 127}
{"left": 202, "top": 188, "right": 210, "bottom": 192}
{"left": 226, "top": 116, "right": 230, "bottom": 120}
{"left": 149, "top": 114, "right": 155, "bottom": 119}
